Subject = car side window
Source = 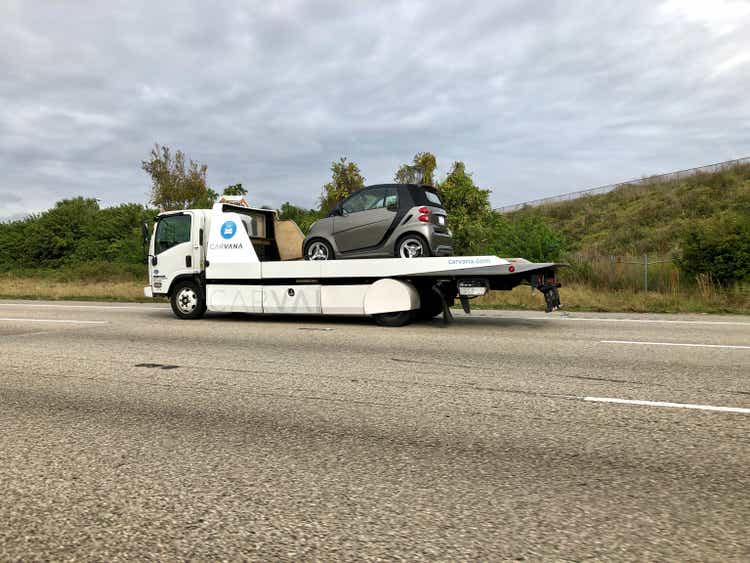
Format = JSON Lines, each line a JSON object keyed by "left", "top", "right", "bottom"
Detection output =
{"left": 342, "top": 187, "right": 399, "bottom": 214}
{"left": 383, "top": 188, "right": 398, "bottom": 210}
{"left": 365, "top": 188, "right": 399, "bottom": 211}
{"left": 362, "top": 188, "right": 387, "bottom": 210}
{"left": 342, "top": 192, "right": 367, "bottom": 214}
{"left": 155, "top": 215, "right": 191, "bottom": 254}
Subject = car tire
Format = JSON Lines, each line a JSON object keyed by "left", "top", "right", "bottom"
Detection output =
{"left": 395, "top": 234, "right": 432, "bottom": 258}
{"left": 373, "top": 310, "right": 414, "bottom": 327}
{"left": 304, "top": 239, "right": 334, "bottom": 261}
{"left": 170, "top": 280, "right": 206, "bottom": 320}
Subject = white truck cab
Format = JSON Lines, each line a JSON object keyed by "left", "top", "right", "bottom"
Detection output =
{"left": 144, "top": 202, "right": 563, "bottom": 326}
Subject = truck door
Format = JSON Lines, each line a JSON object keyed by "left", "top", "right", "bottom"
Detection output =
{"left": 150, "top": 213, "right": 196, "bottom": 294}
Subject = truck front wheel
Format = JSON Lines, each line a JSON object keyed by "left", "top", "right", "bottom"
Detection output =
{"left": 373, "top": 310, "right": 414, "bottom": 327}
{"left": 170, "top": 280, "right": 206, "bottom": 320}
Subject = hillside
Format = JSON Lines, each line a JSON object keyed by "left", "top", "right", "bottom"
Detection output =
{"left": 507, "top": 163, "right": 750, "bottom": 256}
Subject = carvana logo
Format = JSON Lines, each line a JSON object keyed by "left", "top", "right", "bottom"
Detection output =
{"left": 220, "top": 221, "right": 237, "bottom": 239}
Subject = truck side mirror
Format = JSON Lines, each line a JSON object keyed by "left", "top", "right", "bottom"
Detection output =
{"left": 142, "top": 222, "right": 149, "bottom": 245}
{"left": 151, "top": 255, "right": 158, "bottom": 266}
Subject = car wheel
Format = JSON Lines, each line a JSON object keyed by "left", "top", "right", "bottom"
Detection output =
{"left": 373, "top": 310, "right": 414, "bottom": 327}
{"left": 305, "top": 239, "right": 334, "bottom": 260}
{"left": 396, "top": 234, "right": 432, "bottom": 258}
{"left": 170, "top": 280, "right": 206, "bottom": 320}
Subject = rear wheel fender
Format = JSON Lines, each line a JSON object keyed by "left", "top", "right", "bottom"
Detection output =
{"left": 364, "top": 279, "right": 420, "bottom": 315}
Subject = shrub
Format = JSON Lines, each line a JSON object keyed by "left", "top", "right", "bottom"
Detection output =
{"left": 677, "top": 211, "right": 750, "bottom": 285}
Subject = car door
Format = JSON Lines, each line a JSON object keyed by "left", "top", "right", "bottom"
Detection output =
{"left": 333, "top": 187, "right": 398, "bottom": 252}
{"left": 150, "top": 213, "right": 196, "bottom": 293}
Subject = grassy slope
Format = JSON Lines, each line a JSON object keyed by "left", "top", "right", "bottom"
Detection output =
{"left": 508, "top": 163, "right": 750, "bottom": 256}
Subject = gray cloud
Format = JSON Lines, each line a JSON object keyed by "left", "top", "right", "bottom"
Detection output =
{"left": 1, "top": 0, "right": 749, "bottom": 220}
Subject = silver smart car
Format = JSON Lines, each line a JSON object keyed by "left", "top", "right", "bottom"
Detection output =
{"left": 303, "top": 184, "right": 453, "bottom": 260}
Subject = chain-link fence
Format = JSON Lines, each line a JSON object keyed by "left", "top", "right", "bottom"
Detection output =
{"left": 496, "top": 157, "right": 750, "bottom": 213}
{"left": 563, "top": 254, "right": 679, "bottom": 293}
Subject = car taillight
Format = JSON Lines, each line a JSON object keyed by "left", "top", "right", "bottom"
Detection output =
{"left": 418, "top": 207, "right": 429, "bottom": 214}
{"left": 418, "top": 215, "right": 430, "bottom": 222}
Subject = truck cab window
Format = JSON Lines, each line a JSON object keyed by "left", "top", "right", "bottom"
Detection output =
{"left": 155, "top": 215, "right": 191, "bottom": 254}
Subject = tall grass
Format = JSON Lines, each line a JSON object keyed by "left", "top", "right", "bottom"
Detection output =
{"left": 0, "top": 274, "right": 147, "bottom": 302}
{"left": 564, "top": 254, "right": 680, "bottom": 292}
{"left": 475, "top": 282, "right": 750, "bottom": 314}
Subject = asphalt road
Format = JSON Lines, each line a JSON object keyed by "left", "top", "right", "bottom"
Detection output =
{"left": 1, "top": 300, "right": 748, "bottom": 561}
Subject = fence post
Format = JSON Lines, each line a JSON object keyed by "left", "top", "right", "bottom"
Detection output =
{"left": 644, "top": 254, "right": 648, "bottom": 292}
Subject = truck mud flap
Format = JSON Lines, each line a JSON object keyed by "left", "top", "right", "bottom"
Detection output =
{"left": 541, "top": 284, "right": 562, "bottom": 312}
{"left": 432, "top": 283, "right": 454, "bottom": 325}
{"left": 530, "top": 273, "right": 562, "bottom": 313}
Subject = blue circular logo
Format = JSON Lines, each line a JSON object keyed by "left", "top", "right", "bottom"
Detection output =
{"left": 220, "top": 221, "right": 237, "bottom": 239}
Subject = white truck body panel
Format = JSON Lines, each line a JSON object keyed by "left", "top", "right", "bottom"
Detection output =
{"left": 263, "top": 285, "right": 322, "bottom": 314}
{"left": 321, "top": 285, "right": 369, "bottom": 315}
{"left": 206, "top": 285, "right": 263, "bottom": 313}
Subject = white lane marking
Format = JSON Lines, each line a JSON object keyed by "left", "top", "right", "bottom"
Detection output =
{"left": 0, "top": 317, "right": 107, "bottom": 325}
{"left": 601, "top": 340, "right": 750, "bottom": 350}
{"left": 472, "top": 314, "right": 750, "bottom": 327}
{"left": 0, "top": 303, "right": 165, "bottom": 311}
{"left": 583, "top": 396, "right": 750, "bottom": 414}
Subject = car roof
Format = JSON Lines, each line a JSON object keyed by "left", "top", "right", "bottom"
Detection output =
{"left": 359, "top": 183, "right": 437, "bottom": 191}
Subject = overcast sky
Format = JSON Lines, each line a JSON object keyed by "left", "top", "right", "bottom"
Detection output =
{"left": 1, "top": 0, "right": 749, "bottom": 220}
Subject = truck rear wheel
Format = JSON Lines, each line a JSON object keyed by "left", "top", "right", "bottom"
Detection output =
{"left": 415, "top": 293, "right": 444, "bottom": 320}
{"left": 170, "top": 280, "right": 206, "bottom": 320}
{"left": 373, "top": 310, "right": 414, "bottom": 327}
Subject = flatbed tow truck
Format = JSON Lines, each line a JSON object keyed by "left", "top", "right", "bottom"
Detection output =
{"left": 143, "top": 201, "right": 562, "bottom": 326}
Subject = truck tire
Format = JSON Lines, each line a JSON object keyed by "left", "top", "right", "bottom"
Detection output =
{"left": 373, "top": 310, "right": 414, "bottom": 327}
{"left": 170, "top": 280, "right": 206, "bottom": 320}
{"left": 415, "top": 291, "right": 444, "bottom": 320}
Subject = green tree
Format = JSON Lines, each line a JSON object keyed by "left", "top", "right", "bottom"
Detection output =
{"left": 490, "top": 214, "right": 566, "bottom": 262}
{"left": 395, "top": 152, "right": 437, "bottom": 185}
{"left": 141, "top": 144, "right": 218, "bottom": 210}
{"left": 223, "top": 183, "right": 247, "bottom": 196}
{"left": 437, "top": 161, "right": 565, "bottom": 260}
{"left": 278, "top": 202, "right": 323, "bottom": 233}
{"left": 319, "top": 157, "right": 365, "bottom": 213}
{"left": 437, "top": 161, "right": 495, "bottom": 255}
{"left": 0, "top": 198, "right": 156, "bottom": 274}
{"left": 677, "top": 210, "right": 750, "bottom": 285}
